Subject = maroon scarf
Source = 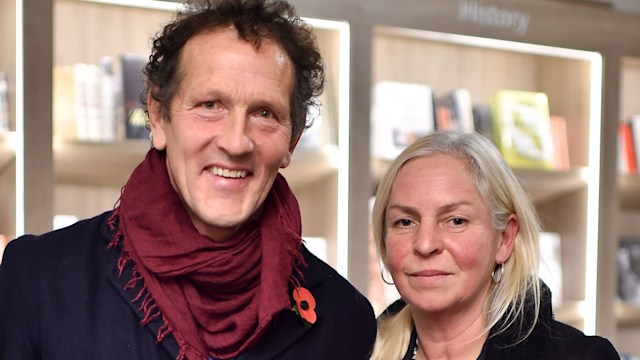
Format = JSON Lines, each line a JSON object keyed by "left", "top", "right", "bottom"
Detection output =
{"left": 108, "top": 149, "right": 305, "bottom": 359}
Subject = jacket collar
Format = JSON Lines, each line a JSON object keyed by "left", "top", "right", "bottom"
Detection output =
{"left": 102, "top": 214, "right": 326, "bottom": 359}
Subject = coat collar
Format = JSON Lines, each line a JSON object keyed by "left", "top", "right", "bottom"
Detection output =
{"left": 102, "top": 214, "right": 326, "bottom": 359}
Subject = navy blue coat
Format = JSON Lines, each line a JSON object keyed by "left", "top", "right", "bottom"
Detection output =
{"left": 0, "top": 212, "right": 376, "bottom": 359}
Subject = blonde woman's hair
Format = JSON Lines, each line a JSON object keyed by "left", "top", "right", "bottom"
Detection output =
{"left": 370, "top": 131, "right": 541, "bottom": 360}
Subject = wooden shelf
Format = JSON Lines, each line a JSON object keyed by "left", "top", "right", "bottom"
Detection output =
{"left": 54, "top": 139, "right": 339, "bottom": 189}
{"left": 372, "top": 158, "right": 587, "bottom": 203}
{"left": 554, "top": 300, "right": 585, "bottom": 327}
{"left": 54, "top": 139, "right": 149, "bottom": 186}
{"left": 282, "top": 144, "right": 339, "bottom": 189}
{"left": 619, "top": 174, "right": 640, "bottom": 209}
{"left": 514, "top": 167, "right": 588, "bottom": 203}
{"left": 616, "top": 301, "right": 640, "bottom": 327}
{"left": 0, "top": 131, "right": 16, "bottom": 172}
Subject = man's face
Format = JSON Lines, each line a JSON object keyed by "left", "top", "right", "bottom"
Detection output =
{"left": 149, "top": 27, "right": 297, "bottom": 242}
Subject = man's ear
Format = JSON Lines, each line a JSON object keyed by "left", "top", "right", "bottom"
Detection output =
{"left": 496, "top": 213, "right": 518, "bottom": 264}
{"left": 147, "top": 91, "right": 167, "bottom": 150}
{"left": 280, "top": 132, "right": 301, "bottom": 169}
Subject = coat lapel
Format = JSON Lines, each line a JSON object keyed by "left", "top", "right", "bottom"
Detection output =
{"left": 104, "top": 216, "right": 325, "bottom": 360}
{"left": 237, "top": 246, "right": 326, "bottom": 360}
{"left": 102, "top": 218, "right": 181, "bottom": 358}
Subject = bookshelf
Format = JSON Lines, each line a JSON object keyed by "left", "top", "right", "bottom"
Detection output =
{"left": 8, "top": 0, "right": 640, "bottom": 352}
{"left": 368, "top": 25, "right": 603, "bottom": 331}
{"left": 616, "top": 56, "right": 640, "bottom": 356}
{"left": 51, "top": 0, "right": 350, "bottom": 273}
{"left": 0, "top": 0, "right": 16, "bottom": 240}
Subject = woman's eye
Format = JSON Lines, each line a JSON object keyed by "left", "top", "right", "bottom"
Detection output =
{"left": 395, "top": 218, "right": 414, "bottom": 228}
{"left": 203, "top": 101, "right": 215, "bottom": 109}
{"left": 448, "top": 217, "right": 467, "bottom": 226}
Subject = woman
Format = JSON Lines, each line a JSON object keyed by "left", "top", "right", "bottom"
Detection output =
{"left": 370, "top": 131, "right": 618, "bottom": 359}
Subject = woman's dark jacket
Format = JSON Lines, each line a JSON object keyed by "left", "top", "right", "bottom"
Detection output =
{"left": 0, "top": 211, "right": 376, "bottom": 359}
{"left": 383, "top": 284, "right": 619, "bottom": 360}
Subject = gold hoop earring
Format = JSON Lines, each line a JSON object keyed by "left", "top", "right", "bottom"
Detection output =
{"left": 491, "top": 263, "right": 504, "bottom": 284}
{"left": 381, "top": 266, "right": 395, "bottom": 286}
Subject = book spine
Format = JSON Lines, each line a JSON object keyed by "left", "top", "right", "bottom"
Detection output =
{"left": 0, "top": 72, "right": 9, "bottom": 132}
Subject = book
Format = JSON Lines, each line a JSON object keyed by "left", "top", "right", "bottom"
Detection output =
{"left": 120, "top": 54, "right": 150, "bottom": 140}
{"left": 99, "top": 57, "right": 117, "bottom": 142}
{"left": 472, "top": 103, "right": 495, "bottom": 143}
{"left": 370, "top": 81, "right": 436, "bottom": 161}
{"left": 618, "top": 237, "right": 640, "bottom": 304}
{"left": 0, "top": 72, "right": 9, "bottom": 132}
{"left": 490, "top": 90, "right": 555, "bottom": 170}
{"left": 54, "top": 63, "right": 119, "bottom": 142}
{"left": 297, "top": 68, "right": 337, "bottom": 153}
{"left": 0, "top": 234, "right": 8, "bottom": 264}
{"left": 435, "top": 88, "right": 474, "bottom": 133}
{"left": 549, "top": 115, "right": 570, "bottom": 170}
{"left": 618, "top": 120, "right": 637, "bottom": 174}
{"left": 538, "top": 231, "right": 563, "bottom": 306}
{"left": 629, "top": 115, "right": 640, "bottom": 174}
{"left": 53, "top": 65, "right": 78, "bottom": 141}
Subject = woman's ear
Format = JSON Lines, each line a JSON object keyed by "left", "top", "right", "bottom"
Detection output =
{"left": 496, "top": 213, "right": 518, "bottom": 264}
{"left": 147, "top": 91, "right": 167, "bottom": 150}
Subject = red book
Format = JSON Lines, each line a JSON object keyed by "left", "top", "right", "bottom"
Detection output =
{"left": 619, "top": 121, "right": 637, "bottom": 174}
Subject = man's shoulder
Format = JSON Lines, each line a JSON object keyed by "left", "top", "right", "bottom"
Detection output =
{"left": 2, "top": 211, "right": 113, "bottom": 268}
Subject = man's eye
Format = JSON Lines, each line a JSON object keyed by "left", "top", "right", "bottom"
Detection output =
{"left": 203, "top": 101, "right": 215, "bottom": 109}
{"left": 258, "top": 109, "right": 274, "bottom": 118}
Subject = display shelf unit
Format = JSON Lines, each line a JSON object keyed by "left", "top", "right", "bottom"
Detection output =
{"left": 615, "top": 56, "right": 640, "bottom": 356}
{"left": 10, "top": 0, "right": 640, "bottom": 351}
{"left": 50, "top": 0, "right": 350, "bottom": 273}
{"left": 0, "top": 132, "right": 16, "bottom": 240}
{"left": 369, "top": 25, "right": 602, "bottom": 331}
{"left": 0, "top": 0, "right": 16, "bottom": 240}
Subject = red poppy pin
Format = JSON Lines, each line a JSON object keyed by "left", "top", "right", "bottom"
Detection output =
{"left": 292, "top": 286, "right": 316, "bottom": 326}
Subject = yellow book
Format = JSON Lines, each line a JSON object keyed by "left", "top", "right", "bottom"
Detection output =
{"left": 490, "top": 90, "right": 554, "bottom": 170}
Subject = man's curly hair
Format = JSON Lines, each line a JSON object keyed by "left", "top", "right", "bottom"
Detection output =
{"left": 142, "top": 0, "right": 325, "bottom": 140}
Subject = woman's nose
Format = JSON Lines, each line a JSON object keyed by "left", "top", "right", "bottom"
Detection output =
{"left": 413, "top": 223, "right": 444, "bottom": 256}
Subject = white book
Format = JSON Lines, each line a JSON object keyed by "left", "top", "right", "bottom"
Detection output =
{"left": 370, "top": 81, "right": 435, "bottom": 161}
{"left": 629, "top": 115, "right": 640, "bottom": 170}
{"left": 539, "top": 231, "right": 563, "bottom": 306}
{"left": 0, "top": 72, "right": 9, "bottom": 132}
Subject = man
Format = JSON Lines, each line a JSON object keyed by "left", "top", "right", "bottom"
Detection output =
{"left": 0, "top": 0, "right": 376, "bottom": 359}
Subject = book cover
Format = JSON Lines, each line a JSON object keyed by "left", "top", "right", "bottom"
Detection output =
{"left": 629, "top": 115, "right": 640, "bottom": 174}
{"left": 538, "top": 231, "right": 563, "bottom": 306}
{"left": 120, "top": 54, "right": 150, "bottom": 140}
{"left": 370, "top": 81, "right": 436, "bottom": 161}
{"left": 296, "top": 67, "right": 337, "bottom": 153}
{"left": 618, "top": 237, "right": 640, "bottom": 304}
{"left": 53, "top": 65, "right": 78, "bottom": 141}
{"left": 490, "top": 90, "right": 555, "bottom": 170}
{"left": 0, "top": 72, "right": 9, "bottom": 132}
{"left": 435, "top": 88, "right": 474, "bottom": 133}
{"left": 472, "top": 103, "right": 494, "bottom": 143}
{"left": 550, "top": 115, "right": 570, "bottom": 170}
{"left": 619, "top": 120, "right": 637, "bottom": 174}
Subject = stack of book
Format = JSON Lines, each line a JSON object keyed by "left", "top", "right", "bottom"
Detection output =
{"left": 370, "top": 82, "right": 570, "bottom": 171}
{"left": 53, "top": 54, "right": 150, "bottom": 143}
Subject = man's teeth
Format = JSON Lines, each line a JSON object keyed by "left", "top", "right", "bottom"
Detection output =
{"left": 210, "top": 166, "right": 248, "bottom": 178}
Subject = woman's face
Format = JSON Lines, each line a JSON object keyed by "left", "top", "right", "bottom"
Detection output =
{"left": 384, "top": 154, "right": 514, "bottom": 317}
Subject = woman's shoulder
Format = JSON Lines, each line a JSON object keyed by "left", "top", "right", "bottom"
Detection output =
{"left": 549, "top": 320, "right": 620, "bottom": 360}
